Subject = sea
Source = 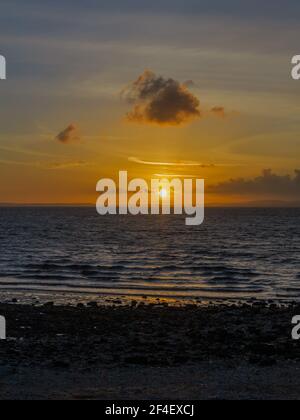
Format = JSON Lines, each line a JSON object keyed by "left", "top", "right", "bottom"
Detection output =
{"left": 0, "top": 207, "right": 299, "bottom": 302}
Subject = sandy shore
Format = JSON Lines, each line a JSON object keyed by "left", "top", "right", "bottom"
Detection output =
{"left": 1, "top": 300, "right": 300, "bottom": 400}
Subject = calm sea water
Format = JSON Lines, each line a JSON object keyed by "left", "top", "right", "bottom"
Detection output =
{"left": 0, "top": 207, "right": 299, "bottom": 301}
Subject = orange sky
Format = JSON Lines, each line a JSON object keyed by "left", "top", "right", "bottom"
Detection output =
{"left": 0, "top": 3, "right": 299, "bottom": 206}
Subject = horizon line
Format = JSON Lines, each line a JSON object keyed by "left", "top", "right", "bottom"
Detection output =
{"left": 0, "top": 202, "right": 300, "bottom": 209}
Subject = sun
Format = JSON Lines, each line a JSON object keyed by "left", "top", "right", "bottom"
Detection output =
{"left": 159, "top": 188, "right": 168, "bottom": 199}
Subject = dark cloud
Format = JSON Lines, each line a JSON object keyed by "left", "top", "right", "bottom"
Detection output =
{"left": 209, "top": 169, "right": 300, "bottom": 196}
{"left": 56, "top": 124, "right": 80, "bottom": 144}
{"left": 122, "top": 70, "right": 227, "bottom": 126}
{"left": 121, "top": 70, "right": 202, "bottom": 126}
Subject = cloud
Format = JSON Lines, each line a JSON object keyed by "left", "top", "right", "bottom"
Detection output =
{"left": 0, "top": 145, "right": 56, "bottom": 158}
{"left": 128, "top": 156, "right": 215, "bottom": 167}
{"left": 44, "top": 161, "right": 89, "bottom": 170}
{"left": 210, "top": 106, "right": 226, "bottom": 118}
{"left": 0, "top": 158, "right": 89, "bottom": 170}
{"left": 128, "top": 157, "right": 241, "bottom": 168}
{"left": 121, "top": 71, "right": 228, "bottom": 126}
{"left": 56, "top": 124, "right": 80, "bottom": 144}
{"left": 209, "top": 169, "right": 300, "bottom": 196}
{"left": 121, "top": 70, "right": 203, "bottom": 126}
{"left": 154, "top": 174, "right": 197, "bottom": 178}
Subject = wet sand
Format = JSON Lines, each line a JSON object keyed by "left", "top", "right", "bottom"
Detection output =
{"left": 0, "top": 300, "right": 300, "bottom": 400}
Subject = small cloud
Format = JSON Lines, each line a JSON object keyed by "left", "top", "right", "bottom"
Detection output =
{"left": 45, "top": 161, "right": 89, "bottom": 170}
{"left": 0, "top": 159, "right": 90, "bottom": 170}
{"left": 128, "top": 156, "right": 215, "bottom": 168}
{"left": 154, "top": 173, "right": 197, "bottom": 178}
{"left": 210, "top": 106, "right": 226, "bottom": 118}
{"left": 56, "top": 124, "right": 80, "bottom": 144}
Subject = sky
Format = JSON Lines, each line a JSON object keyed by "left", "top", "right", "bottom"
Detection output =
{"left": 0, "top": 0, "right": 299, "bottom": 205}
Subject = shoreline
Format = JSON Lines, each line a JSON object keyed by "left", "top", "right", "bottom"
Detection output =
{"left": 0, "top": 289, "right": 297, "bottom": 308}
{"left": 1, "top": 299, "right": 300, "bottom": 399}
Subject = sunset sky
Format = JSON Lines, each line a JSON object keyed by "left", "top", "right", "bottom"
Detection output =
{"left": 0, "top": 0, "right": 299, "bottom": 205}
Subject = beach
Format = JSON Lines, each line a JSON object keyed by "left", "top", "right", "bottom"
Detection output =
{"left": 1, "top": 298, "right": 300, "bottom": 400}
